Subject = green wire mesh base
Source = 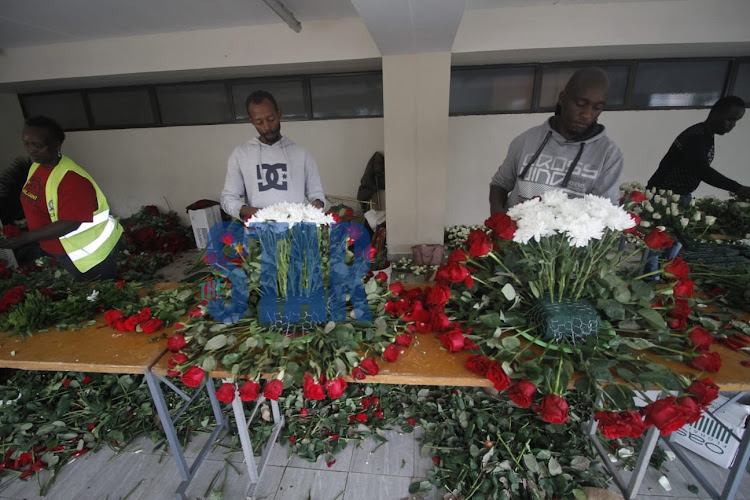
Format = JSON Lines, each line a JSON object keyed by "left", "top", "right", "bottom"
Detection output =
{"left": 259, "top": 299, "right": 325, "bottom": 335}
{"left": 529, "top": 298, "right": 600, "bottom": 345}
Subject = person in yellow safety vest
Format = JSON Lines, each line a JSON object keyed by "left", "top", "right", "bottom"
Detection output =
{"left": 0, "top": 116, "right": 123, "bottom": 282}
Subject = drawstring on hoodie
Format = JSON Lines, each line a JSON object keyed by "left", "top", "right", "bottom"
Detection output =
{"left": 518, "top": 130, "right": 586, "bottom": 189}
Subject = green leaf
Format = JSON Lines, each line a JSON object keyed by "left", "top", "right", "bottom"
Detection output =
{"left": 209, "top": 323, "right": 228, "bottom": 333}
{"left": 470, "top": 444, "right": 481, "bottom": 457}
{"left": 479, "top": 313, "right": 503, "bottom": 328}
{"left": 699, "top": 317, "right": 722, "bottom": 332}
{"left": 548, "top": 457, "right": 562, "bottom": 476}
{"left": 614, "top": 285, "right": 631, "bottom": 303}
{"left": 630, "top": 280, "right": 655, "bottom": 300}
{"left": 204, "top": 334, "right": 228, "bottom": 350}
{"left": 620, "top": 337, "right": 656, "bottom": 350}
{"left": 637, "top": 308, "right": 667, "bottom": 330}
{"left": 364, "top": 279, "right": 378, "bottom": 295}
{"left": 569, "top": 456, "right": 590, "bottom": 471}
{"left": 523, "top": 454, "right": 539, "bottom": 473}
{"left": 501, "top": 336, "right": 521, "bottom": 351}
{"left": 501, "top": 283, "right": 516, "bottom": 301}
{"left": 572, "top": 489, "right": 588, "bottom": 500}
{"left": 202, "top": 355, "right": 217, "bottom": 371}
{"left": 41, "top": 452, "right": 60, "bottom": 466}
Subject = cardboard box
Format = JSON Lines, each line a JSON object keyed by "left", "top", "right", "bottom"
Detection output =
{"left": 188, "top": 205, "right": 222, "bottom": 250}
{"left": 671, "top": 394, "right": 750, "bottom": 468}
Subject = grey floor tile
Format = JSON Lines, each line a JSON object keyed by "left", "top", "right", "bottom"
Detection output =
{"left": 69, "top": 451, "right": 170, "bottom": 500}
{"left": 614, "top": 462, "right": 701, "bottom": 499}
{"left": 274, "top": 468, "right": 348, "bottom": 500}
{"left": 402, "top": 478, "right": 443, "bottom": 500}
{"left": 349, "top": 431, "right": 415, "bottom": 477}
{"left": 286, "top": 441, "right": 355, "bottom": 473}
{"left": 666, "top": 445, "right": 750, "bottom": 500}
{"left": 268, "top": 442, "right": 293, "bottom": 467}
{"left": 342, "top": 472, "right": 413, "bottom": 500}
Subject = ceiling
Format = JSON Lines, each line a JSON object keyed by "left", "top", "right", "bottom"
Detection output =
{"left": 0, "top": 0, "right": 679, "bottom": 50}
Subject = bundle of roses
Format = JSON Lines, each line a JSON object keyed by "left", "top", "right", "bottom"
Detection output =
{"left": 397, "top": 190, "right": 729, "bottom": 437}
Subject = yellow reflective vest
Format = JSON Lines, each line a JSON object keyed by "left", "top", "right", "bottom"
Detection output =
{"left": 27, "top": 156, "right": 123, "bottom": 273}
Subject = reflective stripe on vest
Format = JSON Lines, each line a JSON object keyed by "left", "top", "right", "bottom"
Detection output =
{"left": 62, "top": 209, "right": 111, "bottom": 238}
{"left": 66, "top": 217, "right": 118, "bottom": 262}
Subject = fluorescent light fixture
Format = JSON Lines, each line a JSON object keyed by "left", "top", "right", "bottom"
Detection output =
{"left": 261, "top": 0, "right": 302, "bottom": 32}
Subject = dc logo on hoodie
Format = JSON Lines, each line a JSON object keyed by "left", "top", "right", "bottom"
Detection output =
{"left": 257, "top": 163, "right": 288, "bottom": 192}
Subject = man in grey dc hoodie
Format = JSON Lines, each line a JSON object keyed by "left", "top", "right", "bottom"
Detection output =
{"left": 221, "top": 90, "right": 326, "bottom": 221}
{"left": 489, "top": 68, "right": 623, "bottom": 213}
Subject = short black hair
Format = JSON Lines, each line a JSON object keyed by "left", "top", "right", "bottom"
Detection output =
{"left": 710, "top": 96, "right": 746, "bottom": 116}
{"left": 25, "top": 115, "right": 65, "bottom": 144}
{"left": 245, "top": 90, "right": 279, "bottom": 112}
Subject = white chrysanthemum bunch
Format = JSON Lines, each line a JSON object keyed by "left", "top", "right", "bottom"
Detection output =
{"left": 246, "top": 202, "right": 334, "bottom": 226}
{"left": 508, "top": 190, "right": 635, "bottom": 247}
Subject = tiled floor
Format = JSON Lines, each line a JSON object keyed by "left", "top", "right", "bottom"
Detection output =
{"left": 0, "top": 428, "right": 747, "bottom": 500}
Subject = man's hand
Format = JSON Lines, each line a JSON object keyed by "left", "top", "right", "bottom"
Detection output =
{"left": 311, "top": 199, "right": 324, "bottom": 210}
{"left": 489, "top": 185, "right": 509, "bottom": 215}
{"left": 0, "top": 234, "right": 29, "bottom": 250}
{"left": 239, "top": 205, "right": 258, "bottom": 220}
{"left": 736, "top": 186, "right": 750, "bottom": 200}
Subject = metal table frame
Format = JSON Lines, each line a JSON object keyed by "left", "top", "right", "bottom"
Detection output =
{"left": 145, "top": 372, "right": 229, "bottom": 500}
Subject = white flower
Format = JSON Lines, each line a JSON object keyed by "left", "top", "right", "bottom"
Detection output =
{"left": 680, "top": 217, "right": 689, "bottom": 228}
{"left": 653, "top": 213, "right": 662, "bottom": 219}
{"left": 640, "top": 221, "right": 652, "bottom": 228}
{"left": 658, "top": 189, "right": 665, "bottom": 195}
{"left": 644, "top": 202, "right": 654, "bottom": 213}
{"left": 671, "top": 194, "right": 680, "bottom": 202}
{"left": 247, "top": 202, "right": 334, "bottom": 226}
{"left": 693, "top": 212, "right": 702, "bottom": 222}
{"left": 660, "top": 198, "right": 668, "bottom": 206}
{"left": 35, "top": 258, "right": 45, "bottom": 267}
{"left": 653, "top": 194, "right": 662, "bottom": 204}
{"left": 689, "top": 199, "right": 695, "bottom": 207}
{"left": 87, "top": 290, "right": 99, "bottom": 302}
{"left": 632, "top": 206, "right": 642, "bottom": 215}
{"left": 645, "top": 190, "right": 654, "bottom": 200}
{"left": 666, "top": 189, "right": 674, "bottom": 196}
{"left": 705, "top": 215, "right": 716, "bottom": 226}
{"left": 665, "top": 208, "right": 671, "bottom": 216}
{"left": 670, "top": 203, "right": 679, "bottom": 214}
{"left": 657, "top": 225, "right": 666, "bottom": 231}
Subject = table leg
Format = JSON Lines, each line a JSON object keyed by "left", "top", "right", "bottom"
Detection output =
{"left": 721, "top": 423, "right": 750, "bottom": 500}
{"left": 146, "top": 372, "right": 229, "bottom": 500}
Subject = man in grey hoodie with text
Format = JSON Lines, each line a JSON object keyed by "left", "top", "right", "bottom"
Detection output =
{"left": 221, "top": 90, "right": 325, "bottom": 220}
{"left": 489, "top": 68, "right": 623, "bottom": 214}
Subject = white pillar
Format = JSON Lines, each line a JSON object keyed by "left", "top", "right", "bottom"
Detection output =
{"left": 382, "top": 52, "right": 451, "bottom": 255}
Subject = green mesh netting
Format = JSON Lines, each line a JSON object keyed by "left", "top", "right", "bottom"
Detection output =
{"left": 529, "top": 298, "right": 600, "bottom": 344}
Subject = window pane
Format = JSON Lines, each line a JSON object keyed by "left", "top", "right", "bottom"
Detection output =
{"left": 310, "top": 73, "right": 383, "bottom": 118}
{"left": 450, "top": 67, "right": 534, "bottom": 114}
{"left": 232, "top": 80, "right": 306, "bottom": 120}
{"left": 88, "top": 89, "right": 155, "bottom": 127}
{"left": 632, "top": 61, "right": 729, "bottom": 107}
{"left": 156, "top": 83, "right": 230, "bottom": 125}
{"left": 731, "top": 62, "right": 750, "bottom": 104}
{"left": 539, "top": 66, "right": 629, "bottom": 108}
{"left": 21, "top": 92, "right": 89, "bottom": 130}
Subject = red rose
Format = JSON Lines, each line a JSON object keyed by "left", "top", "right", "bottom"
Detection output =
{"left": 138, "top": 307, "right": 152, "bottom": 323}
{"left": 395, "top": 333, "right": 413, "bottom": 347}
{"left": 642, "top": 397, "right": 688, "bottom": 435}
{"left": 263, "top": 379, "right": 284, "bottom": 400}
{"left": 432, "top": 456, "right": 440, "bottom": 466}
{"left": 123, "top": 314, "right": 140, "bottom": 331}
{"left": 351, "top": 367, "right": 367, "bottom": 380}
{"left": 447, "top": 249, "right": 468, "bottom": 264}
{"left": 406, "top": 417, "right": 416, "bottom": 427}
{"left": 239, "top": 380, "right": 260, "bottom": 401}
{"left": 594, "top": 411, "right": 632, "bottom": 439}
{"left": 327, "top": 211, "right": 341, "bottom": 223}
{"left": 434, "top": 262, "right": 469, "bottom": 284}
{"left": 690, "top": 352, "right": 722, "bottom": 373}
{"left": 222, "top": 233, "right": 233, "bottom": 246}
{"left": 625, "top": 212, "right": 642, "bottom": 235}
{"left": 105, "top": 310, "right": 123, "bottom": 327}
{"left": 2, "top": 225, "right": 21, "bottom": 238}
{"left": 628, "top": 191, "right": 647, "bottom": 203}
{"left": 325, "top": 377, "right": 348, "bottom": 399}
{"left": 181, "top": 367, "right": 205, "bottom": 388}
{"left": 167, "top": 334, "right": 187, "bottom": 352}
{"left": 139, "top": 318, "right": 164, "bottom": 334}
{"left": 383, "top": 344, "right": 403, "bottom": 362}
{"left": 62, "top": 378, "right": 71, "bottom": 388}
{"left": 216, "top": 383, "right": 236, "bottom": 403}
{"left": 373, "top": 409, "right": 384, "bottom": 419}
{"left": 644, "top": 228, "right": 673, "bottom": 250}
{"left": 299, "top": 408, "right": 309, "bottom": 418}
{"left": 426, "top": 284, "right": 451, "bottom": 308}
{"left": 440, "top": 330, "right": 465, "bottom": 353}
{"left": 621, "top": 409, "right": 649, "bottom": 438}
{"left": 360, "top": 358, "right": 380, "bottom": 376}
{"left": 430, "top": 311, "right": 452, "bottom": 332}
{"left": 534, "top": 394, "right": 569, "bottom": 424}
{"left": 686, "top": 378, "right": 719, "bottom": 406}
{"left": 374, "top": 271, "right": 388, "bottom": 283}
{"left": 486, "top": 361, "right": 510, "bottom": 391}
{"left": 688, "top": 327, "right": 714, "bottom": 350}
{"left": 664, "top": 258, "right": 690, "bottom": 279}
{"left": 484, "top": 213, "right": 517, "bottom": 240}
{"left": 361, "top": 397, "right": 371, "bottom": 409}
{"left": 672, "top": 278, "right": 694, "bottom": 298}
{"left": 303, "top": 373, "right": 326, "bottom": 400}
{"left": 169, "top": 353, "right": 189, "bottom": 368}
{"left": 388, "top": 282, "right": 405, "bottom": 296}
{"left": 465, "top": 355, "right": 491, "bottom": 376}
{"left": 508, "top": 379, "right": 535, "bottom": 408}
{"left": 116, "top": 280, "right": 126, "bottom": 290}
{"left": 467, "top": 229, "right": 493, "bottom": 258}
{"left": 3, "top": 285, "right": 26, "bottom": 305}
{"left": 144, "top": 205, "right": 160, "bottom": 216}
{"left": 677, "top": 396, "right": 703, "bottom": 424}
{"left": 355, "top": 413, "right": 368, "bottom": 423}
{"left": 344, "top": 207, "right": 354, "bottom": 218}
{"left": 81, "top": 376, "right": 92, "bottom": 386}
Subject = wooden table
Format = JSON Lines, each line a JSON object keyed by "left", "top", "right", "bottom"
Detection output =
{"left": 0, "top": 315, "right": 227, "bottom": 500}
